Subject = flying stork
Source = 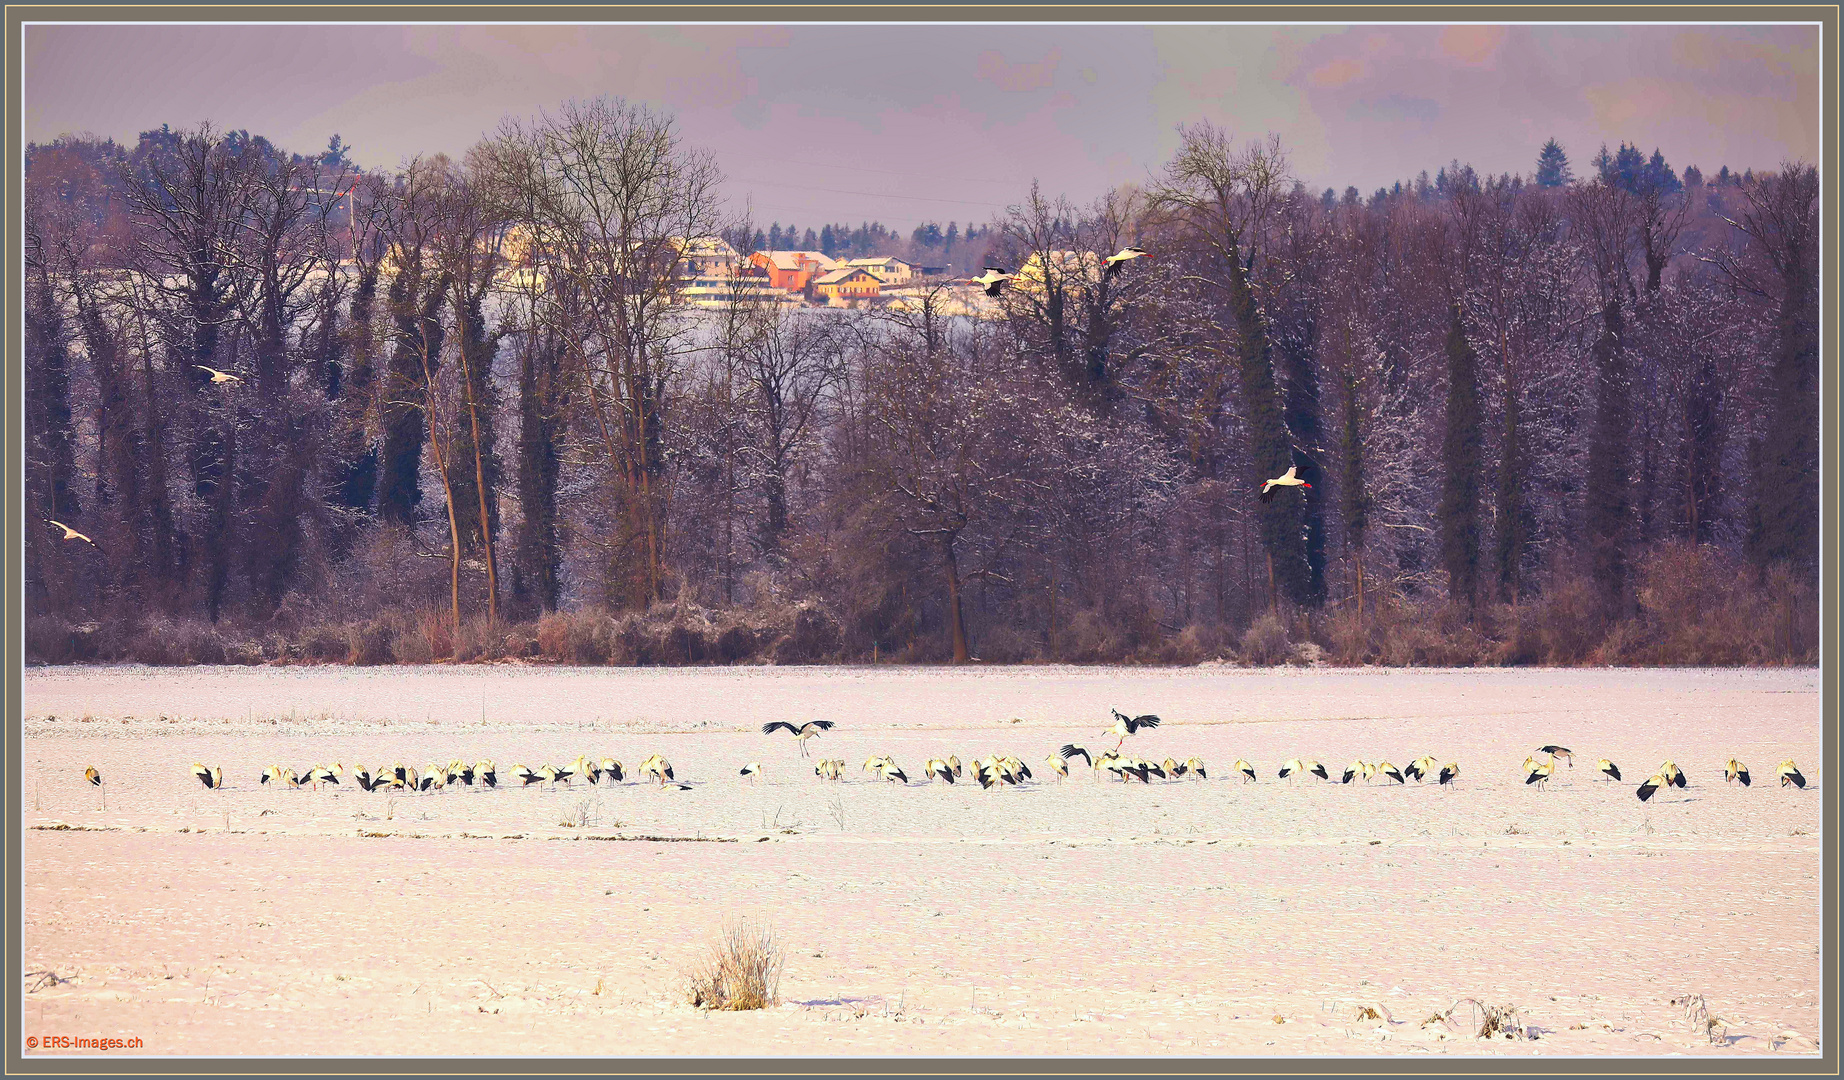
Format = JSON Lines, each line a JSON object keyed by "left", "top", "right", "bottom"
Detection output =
{"left": 762, "top": 720, "right": 835, "bottom": 758}
{"left": 1258, "top": 465, "right": 1311, "bottom": 503}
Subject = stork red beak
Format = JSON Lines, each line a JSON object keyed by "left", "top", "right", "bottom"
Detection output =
{"left": 1303, "top": 482, "right": 1312, "bottom": 488}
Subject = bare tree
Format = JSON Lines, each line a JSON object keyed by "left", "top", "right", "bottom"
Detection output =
{"left": 490, "top": 96, "right": 723, "bottom": 608}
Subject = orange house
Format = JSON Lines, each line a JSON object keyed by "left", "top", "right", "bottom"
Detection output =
{"left": 749, "top": 250, "right": 836, "bottom": 291}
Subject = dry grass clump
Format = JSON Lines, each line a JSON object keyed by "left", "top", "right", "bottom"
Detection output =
{"left": 683, "top": 917, "right": 784, "bottom": 1012}
{"left": 1672, "top": 993, "right": 1728, "bottom": 1044}
{"left": 1427, "top": 998, "right": 1530, "bottom": 1040}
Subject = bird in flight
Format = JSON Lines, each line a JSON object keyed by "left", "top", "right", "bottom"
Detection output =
{"left": 1104, "top": 709, "right": 1161, "bottom": 749}
{"left": 46, "top": 520, "right": 99, "bottom": 548}
{"left": 762, "top": 720, "right": 834, "bottom": 758}
{"left": 1103, "top": 246, "right": 1151, "bottom": 279}
{"left": 196, "top": 366, "right": 243, "bottom": 384}
{"left": 971, "top": 267, "right": 1014, "bottom": 298}
{"left": 1258, "top": 465, "right": 1311, "bottom": 503}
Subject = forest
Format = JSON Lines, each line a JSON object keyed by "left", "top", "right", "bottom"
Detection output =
{"left": 22, "top": 101, "right": 1821, "bottom": 667}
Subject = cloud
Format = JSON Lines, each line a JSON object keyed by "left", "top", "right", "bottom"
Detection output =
{"left": 1439, "top": 26, "right": 1508, "bottom": 66}
{"left": 1346, "top": 94, "right": 1442, "bottom": 124}
{"left": 1310, "top": 58, "right": 1365, "bottom": 88}
{"left": 976, "top": 46, "right": 1062, "bottom": 93}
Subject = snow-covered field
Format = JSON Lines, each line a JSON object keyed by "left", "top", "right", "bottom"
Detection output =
{"left": 19, "top": 664, "right": 1823, "bottom": 1058}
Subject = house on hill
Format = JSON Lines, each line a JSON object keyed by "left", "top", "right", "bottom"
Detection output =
{"left": 750, "top": 250, "right": 837, "bottom": 291}
{"left": 813, "top": 265, "right": 884, "bottom": 305}
{"left": 672, "top": 235, "right": 745, "bottom": 278}
{"left": 842, "top": 256, "right": 916, "bottom": 285}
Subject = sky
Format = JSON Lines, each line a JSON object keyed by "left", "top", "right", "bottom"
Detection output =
{"left": 21, "top": 21, "right": 1823, "bottom": 233}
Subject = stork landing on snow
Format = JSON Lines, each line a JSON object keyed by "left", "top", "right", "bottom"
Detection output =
{"left": 763, "top": 720, "right": 834, "bottom": 758}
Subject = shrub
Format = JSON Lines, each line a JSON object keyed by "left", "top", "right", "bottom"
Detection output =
{"left": 684, "top": 918, "right": 784, "bottom": 1012}
{"left": 453, "top": 617, "right": 508, "bottom": 663}
{"left": 1533, "top": 578, "right": 1604, "bottom": 664}
{"left": 713, "top": 623, "right": 761, "bottom": 663}
{"left": 535, "top": 610, "right": 613, "bottom": 664}
{"left": 1323, "top": 608, "right": 1374, "bottom": 665}
{"left": 299, "top": 625, "right": 349, "bottom": 663}
{"left": 1238, "top": 612, "right": 1290, "bottom": 666}
{"left": 24, "top": 617, "right": 80, "bottom": 664}
{"left": 1054, "top": 608, "right": 1111, "bottom": 663}
{"left": 771, "top": 601, "right": 843, "bottom": 664}
{"left": 347, "top": 617, "right": 396, "bottom": 666}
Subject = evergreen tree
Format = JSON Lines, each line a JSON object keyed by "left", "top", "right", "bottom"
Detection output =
{"left": 1585, "top": 298, "right": 1633, "bottom": 615}
{"left": 1437, "top": 305, "right": 1484, "bottom": 611}
{"left": 1534, "top": 138, "right": 1572, "bottom": 187}
{"left": 511, "top": 327, "right": 564, "bottom": 617}
{"left": 1740, "top": 165, "right": 1820, "bottom": 580}
{"left": 1338, "top": 371, "right": 1369, "bottom": 612}
{"left": 1228, "top": 250, "right": 1312, "bottom": 609}
{"left": 1644, "top": 149, "right": 1681, "bottom": 195}
{"left": 445, "top": 293, "right": 501, "bottom": 555}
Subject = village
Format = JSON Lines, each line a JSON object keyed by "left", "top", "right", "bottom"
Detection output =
{"left": 670, "top": 236, "right": 996, "bottom": 314}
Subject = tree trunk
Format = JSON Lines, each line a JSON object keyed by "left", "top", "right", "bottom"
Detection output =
{"left": 944, "top": 536, "right": 971, "bottom": 663}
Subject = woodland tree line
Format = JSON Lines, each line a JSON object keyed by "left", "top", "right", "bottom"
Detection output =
{"left": 23, "top": 100, "right": 1820, "bottom": 667}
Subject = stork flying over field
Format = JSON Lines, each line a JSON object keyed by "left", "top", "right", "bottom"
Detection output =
{"left": 196, "top": 365, "right": 243, "bottom": 385}
{"left": 763, "top": 720, "right": 834, "bottom": 758}
{"left": 1258, "top": 465, "right": 1311, "bottom": 503}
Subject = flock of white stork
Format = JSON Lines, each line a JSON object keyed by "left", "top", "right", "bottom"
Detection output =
{"left": 74, "top": 710, "right": 1812, "bottom": 804}
{"left": 1518, "top": 746, "right": 1808, "bottom": 801}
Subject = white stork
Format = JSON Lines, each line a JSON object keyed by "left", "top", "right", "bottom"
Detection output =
{"left": 1104, "top": 709, "right": 1162, "bottom": 749}
{"left": 972, "top": 267, "right": 1013, "bottom": 297}
{"left": 1258, "top": 465, "right": 1311, "bottom": 503}
{"left": 763, "top": 720, "right": 834, "bottom": 758}
{"left": 1103, "top": 246, "right": 1151, "bottom": 279}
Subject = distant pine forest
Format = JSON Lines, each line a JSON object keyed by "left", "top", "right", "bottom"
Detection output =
{"left": 23, "top": 102, "right": 1820, "bottom": 668}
